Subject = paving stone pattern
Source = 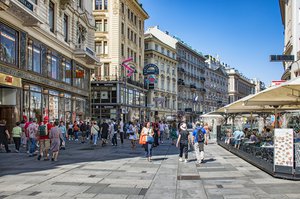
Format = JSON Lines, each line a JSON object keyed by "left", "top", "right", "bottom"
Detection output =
{"left": 1, "top": 139, "right": 300, "bottom": 198}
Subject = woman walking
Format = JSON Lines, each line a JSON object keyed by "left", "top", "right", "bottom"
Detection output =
{"left": 176, "top": 123, "right": 190, "bottom": 163}
{"left": 12, "top": 122, "right": 22, "bottom": 153}
{"left": 59, "top": 121, "right": 67, "bottom": 149}
{"left": 49, "top": 121, "right": 64, "bottom": 161}
{"left": 152, "top": 122, "right": 159, "bottom": 147}
{"left": 170, "top": 122, "right": 178, "bottom": 145}
{"left": 91, "top": 121, "right": 100, "bottom": 145}
{"left": 128, "top": 122, "right": 137, "bottom": 149}
{"left": 141, "top": 122, "right": 154, "bottom": 162}
{"left": 0, "top": 120, "right": 11, "bottom": 153}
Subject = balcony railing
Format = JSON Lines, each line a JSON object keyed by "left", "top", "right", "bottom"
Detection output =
{"left": 91, "top": 75, "right": 118, "bottom": 81}
{"left": 126, "top": 78, "right": 144, "bottom": 88}
{"left": 75, "top": 44, "right": 99, "bottom": 64}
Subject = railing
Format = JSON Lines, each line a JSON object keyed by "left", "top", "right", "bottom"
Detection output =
{"left": 92, "top": 75, "right": 118, "bottom": 81}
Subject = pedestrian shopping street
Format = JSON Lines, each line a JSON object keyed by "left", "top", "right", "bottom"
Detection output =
{"left": 1, "top": 140, "right": 300, "bottom": 199}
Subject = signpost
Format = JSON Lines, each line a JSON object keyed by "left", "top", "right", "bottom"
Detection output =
{"left": 270, "top": 55, "right": 294, "bottom": 62}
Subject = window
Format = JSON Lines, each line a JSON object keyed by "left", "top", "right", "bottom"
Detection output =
{"left": 145, "top": 43, "right": 148, "bottom": 49}
{"left": 48, "top": 54, "right": 58, "bottom": 79}
{"left": 155, "top": 44, "right": 158, "bottom": 51}
{"left": 104, "top": 0, "right": 107, "bottom": 9}
{"left": 167, "top": 50, "right": 170, "bottom": 57}
{"left": 49, "top": 1, "right": 55, "bottom": 33}
{"left": 121, "top": 43, "right": 124, "bottom": 56}
{"left": 134, "top": 33, "right": 136, "bottom": 44}
{"left": 95, "top": 42, "right": 102, "bottom": 54}
{"left": 27, "top": 40, "right": 41, "bottom": 73}
{"left": 133, "top": 52, "right": 136, "bottom": 63}
{"left": 134, "top": 15, "right": 137, "bottom": 25}
{"left": 139, "top": 37, "right": 141, "bottom": 48}
{"left": 63, "top": 14, "right": 68, "bottom": 42}
{"left": 127, "top": 9, "right": 130, "bottom": 19}
{"left": 77, "top": 0, "right": 82, "bottom": 8}
{"left": 95, "top": 0, "right": 102, "bottom": 10}
{"left": 139, "top": 20, "right": 141, "bottom": 30}
{"left": 0, "top": 23, "right": 18, "bottom": 66}
{"left": 121, "top": 22, "right": 124, "bottom": 34}
{"left": 104, "top": 19, "right": 108, "bottom": 31}
{"left": 161, "top": 47, "right": 165, "bottom": 54}
{"left": 95, "top": 20, "right": 102, "bottom": 32}
{"left": 127, "top": 28, "right": 130, "bottom": 39}
{"left": 63, "top": 60, "right": 71, "bottom": 84}
{"left": 74, "top": 64, "right": 85, "bottom": 89}
{"left": 161, "top": 77, "right": 165, "bottom": 90}
{"left": 103, "top": 41, "right": 108, "bottom": 54}
{"left": 121, "top": 2, "right": 124, "bottom": 13}
{"left": 103, "top": 63, "right": 109, "bottom": 76}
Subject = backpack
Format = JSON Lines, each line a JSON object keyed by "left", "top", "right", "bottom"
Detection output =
{"left": 114, "top": 123, "right": 118, "bottom": 132}
{"left": 73, "top": 125, "right": 79, "bottom": 132}
{"left": 197, "top": 128, "right": 204, "bottom": 142}
{"left": 38, "top": 124, "right": 48, "bottom": 136}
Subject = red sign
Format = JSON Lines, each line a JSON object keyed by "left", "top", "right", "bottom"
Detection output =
{"left": 76, "top": 70, "right": 84, "bottom": 78}
{"left": 271, "top": 80, "right": 286, "bottom": 86}
{"left": 5, "top": 76, "right": 13, "bottom": 83}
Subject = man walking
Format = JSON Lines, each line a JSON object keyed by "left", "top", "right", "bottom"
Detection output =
{"left": 192, "top": 122, "right": 207, "bottom": 164}
{"left": 159, "top": 121, "right": 165, "bottom": 144}
{"left": 38, "top": 116, "right": 52, "bottom": 161}
{"left": 110, "top": 119, "right": 118, "bottom": 146}
{"left": 28, "top": 118, "right": 38, "bottom": 157}
{"left": 119, "top": 118, "right": 124, "bottom": 144}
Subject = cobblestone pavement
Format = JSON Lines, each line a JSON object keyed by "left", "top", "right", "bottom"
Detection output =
{"left": 1, "top": 139, "right": 300, "bottom": 199}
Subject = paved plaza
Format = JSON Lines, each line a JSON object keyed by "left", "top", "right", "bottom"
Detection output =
{"left": 1, "top": 139, "right": 300, "bottom": 199}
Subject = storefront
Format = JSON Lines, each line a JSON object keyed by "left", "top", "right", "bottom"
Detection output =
{"left": 0, "top": 73, "right": 22, "bottom": 132}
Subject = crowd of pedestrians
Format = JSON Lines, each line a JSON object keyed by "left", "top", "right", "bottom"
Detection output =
{"left": 0, "top": 117, "right": 211, "bottom": 164}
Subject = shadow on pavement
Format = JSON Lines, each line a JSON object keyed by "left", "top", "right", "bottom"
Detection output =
{"left": 0, "top": 139, "right": 179, "bottom": 177}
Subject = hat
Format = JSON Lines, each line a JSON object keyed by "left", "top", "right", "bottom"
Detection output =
{"left": 43, "top": 116, "right": 49, "bottom": 122}
{"left": 180, "top": 123, "right": 187, "bottom": 131}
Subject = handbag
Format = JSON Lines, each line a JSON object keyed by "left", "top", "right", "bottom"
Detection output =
{"left": 139, "top": 134, "right": 147, "bottom": 145}
{"left": 146, "top": 136, "right": 154, "bottom": 144}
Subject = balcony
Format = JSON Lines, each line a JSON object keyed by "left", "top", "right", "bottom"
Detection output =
{"left": 1, "top": 0, "right": 43, "bottom": 26}
{"left": 127, "top": 78, "right": 144, "bottom": 89}
{"left": 74, "top": 44, "right": 100, "bottom": 65}
{"left": 177, "top": 67, "right": 185, "bottom": 73}
{"left": 200, "top": 77, "right": 206, "bottom": 82}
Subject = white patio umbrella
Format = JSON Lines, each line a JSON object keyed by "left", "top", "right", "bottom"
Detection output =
{"left": 243, "top": 77, "right": 300, "bottom": 106}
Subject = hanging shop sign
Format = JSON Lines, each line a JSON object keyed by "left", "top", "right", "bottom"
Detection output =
{"left": 143, "top": 64, "right": 159, "bottom": 75}
{"left": 0, "top": 73, "right": 22, "bottom": 88}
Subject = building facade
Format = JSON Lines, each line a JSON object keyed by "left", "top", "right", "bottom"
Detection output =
{"left": 144, "top": 26, "right": 177, "bottom": 122}
{"left": 0, "top": 0, "right": 98, "bottom": 132}
{"left": 176, "top": 40, "right": 206, "bottom": 123}
{"left": 251, "top": 78, "right": 266, "bottom": 93}
{"left": 279, "top": 0, "right": 300, "bottom": 80}
{"left": 226, "top": 68, "right": 256, "bottom": 104}
{"left": 204, "top": 55, "right": 228, "bottom": 113}
{"left": 91, "top": 0, "right": 149, "bottom": 122}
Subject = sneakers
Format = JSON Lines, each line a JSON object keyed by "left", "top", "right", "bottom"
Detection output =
{"left": 37, "top": 155, "right": 41, "bottom": 161}
{"left": 184, "top": 159, "right": 188, "bottom": 163}
{"left": 179, "top": 158, "right": 183, "bottom": 162}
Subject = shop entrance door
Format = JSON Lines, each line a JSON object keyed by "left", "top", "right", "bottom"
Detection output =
{"left": 0, "top": 106, "right": 16, "bottom": 132}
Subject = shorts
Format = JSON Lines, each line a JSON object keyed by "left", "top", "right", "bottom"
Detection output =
{"left": 40, "top": 139, "right": 50, "bottom": 150}
{"left": 234, "top": 139, "right": 241, "bottom": 145}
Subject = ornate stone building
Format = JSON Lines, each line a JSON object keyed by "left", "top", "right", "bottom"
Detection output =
{"left": 176, "top": 40, "right": 206, "bottom": 123}
{"left": 144, "top": 26, "right": 177, "bottom": 122}
{"left": 204, "top": 55, "right": 229, "bottom": 113}
{"left": 279, "top": 0, "right": 300, "bottom": 80}
{"left": 91, "top": 0, "right": 149, "bottom": 122}
{"left": 0, "top": 0, "right": 98, "bottom": 131}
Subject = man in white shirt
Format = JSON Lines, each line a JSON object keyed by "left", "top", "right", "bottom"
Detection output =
{"left": 159, "top": 121, "right": 165, "bottom": 144}
{"left": 119, "top": 119, "right": 124, "bottom": 144}
{"left": 110, "top": 119, "right": 118, "bottom": 146}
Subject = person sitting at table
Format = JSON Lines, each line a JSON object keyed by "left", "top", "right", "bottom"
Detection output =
{"left": 233, "top": 129, "right": 245, "bottom": 149}
{"left": 225, "top": 129, "right": 232, "bottom": 145}
{"left": 250, "top": 131, "right": 259, "bottom": 143}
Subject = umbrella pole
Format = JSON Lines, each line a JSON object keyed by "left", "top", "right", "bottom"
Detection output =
{"left": 250, "top": 111, "right": 253, "bottom": 131}
{"left": 274, "top": 107, "right": 278, "bottom": 128}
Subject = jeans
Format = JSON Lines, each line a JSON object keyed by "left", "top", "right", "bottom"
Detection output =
{"left": 144, "top": 143, "right": 152, "bottom": 157}
{"left": 93, "top": 134, "right": 98, "bottom": 145}
{"left": 13, "top": 137, "right": 21, "bottom": 151}
{"left": 74, "top": 131, "right": 79, "bottom": 140}
{"left": 179, "top": 143, "right": 188, "bottom": 159}
{"left": 119, "top": 131, "right": 124, "bottom": 144}
{"left": 160, "top": 131, "right": 164, "bottom": 142}
{"left": 194, "top": 142, "right": 204, "bottom": 163}
{"left": 29, "top": 138, "right": 36, "bottom": 154}
{"left": 112, "top": 133, "right": 117, "bottom": 145}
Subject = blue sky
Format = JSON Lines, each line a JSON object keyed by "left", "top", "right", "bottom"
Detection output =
{"left": 140, "top": 0, "right": 284, "bottom": 85}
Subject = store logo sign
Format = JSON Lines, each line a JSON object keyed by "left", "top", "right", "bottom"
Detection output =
{"left": 5, "top": 76, "right": 13, "bottom": 83}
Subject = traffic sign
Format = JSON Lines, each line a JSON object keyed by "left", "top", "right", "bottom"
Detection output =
{"left": 270, "top": 55, "right": 294, "bottom": 62}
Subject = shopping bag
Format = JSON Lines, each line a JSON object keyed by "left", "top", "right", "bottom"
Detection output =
{"left": 139, "top": 134, "right": 147, "bottom": 145}
{"left": 146, "top": 136, "right": 154, "bottom": 144}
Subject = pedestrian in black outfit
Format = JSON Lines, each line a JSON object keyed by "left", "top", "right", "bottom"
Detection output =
{"left": 0, "top": 120, "right": 11, "bottom": 153}
{"left": 176, "top": 123, "right": 190, "bottom": 163}
{"left": 152, "top": 122, "right": 159, "bottom": 147}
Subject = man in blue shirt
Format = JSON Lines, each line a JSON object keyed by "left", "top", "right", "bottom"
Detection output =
{"left": 233, "top": 129, "right": 245, "bottom": 149}
{"left": 192, "top": 122, "right": 207, "bottom": 164}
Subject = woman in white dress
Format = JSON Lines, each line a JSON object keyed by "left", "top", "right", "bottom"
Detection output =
{"left": 127, "top": 122, "right": 137, "bottom": 149}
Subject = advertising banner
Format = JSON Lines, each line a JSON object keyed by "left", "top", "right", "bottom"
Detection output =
{"left": 274, "top": 128, "right": 294, "bottom": 173}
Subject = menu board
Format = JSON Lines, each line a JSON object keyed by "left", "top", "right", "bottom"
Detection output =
{"left": 274, "top": 128, "right": 294, "bottom": 167}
